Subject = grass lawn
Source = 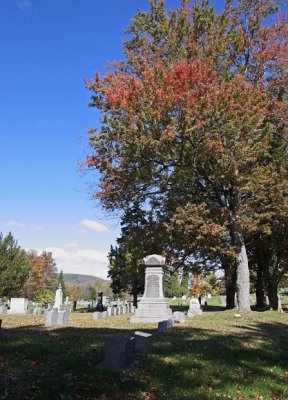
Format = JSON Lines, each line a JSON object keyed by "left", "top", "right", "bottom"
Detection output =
{"left": 0, "top": 301, "right": 287, "bottom": 400}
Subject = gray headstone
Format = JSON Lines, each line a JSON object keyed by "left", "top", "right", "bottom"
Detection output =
{"left": 173, "top": 311, "right": 186, "bottom": 324}
{"left": 158, "top": 320, "right": 171, "bottom": 333}
{"left": 134, "top": 331, "right": 152, "bottom": 353}
{"left": 93, "top": 311, "right": 101, "bottom": 320}
{"left": 58, "top": 310, "right": 69, "bottom": 325}
{"left": 187, "top": 298, "right": 202, "bottom": 318}
{"left": 0, "top": 306, "right": 7, "bottom": 314}
{"left": 98, "top": 334, "right": 135, "bottom": 370}
{"left": 101, "top": 311, "right": 108, "bottom": 319}
{"left": 33, "top": 307, "right": 44, "bottom": 315}
{"left": 45, "top": 309, "right": 58, "bottom": 328}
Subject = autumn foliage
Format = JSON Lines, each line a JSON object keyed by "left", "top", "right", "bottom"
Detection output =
{"left": 85, "top": 0, "right": 288, "bottom": 310}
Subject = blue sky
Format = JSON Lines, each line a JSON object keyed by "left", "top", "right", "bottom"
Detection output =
{"left": 0, "top": 0, "right": 226, "bottom": 278}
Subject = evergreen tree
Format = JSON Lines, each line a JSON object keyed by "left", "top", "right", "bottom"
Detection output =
{"left": 0, "top": 232, "right": 30, "bottom": 297}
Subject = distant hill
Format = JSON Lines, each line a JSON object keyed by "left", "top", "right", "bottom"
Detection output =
{"left": 63, "top": 273, "right": 110, "bottom": 287}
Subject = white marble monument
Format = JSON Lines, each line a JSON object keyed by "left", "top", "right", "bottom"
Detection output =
{"left": 53, "top": 284, "right": 63, "bottom": 309}
{"left": 130, "top": 254, "right": 172, "bottom": 323}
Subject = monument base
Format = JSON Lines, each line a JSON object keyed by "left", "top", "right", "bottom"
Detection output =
{"left": 130, "top": 298, "right": 172, "bottom": 323}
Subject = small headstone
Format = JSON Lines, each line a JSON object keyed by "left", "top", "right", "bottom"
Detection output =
{"left": 118, "top": 306, "right": 123, "bottom": 315}
{"left": 93, "top": 312, "right": 101, "bottom": 320}
{"left": 187, "top": 298, "right": 202, "bottom": 318}
{"left": 134, "top": 331, "right": 152, "bottom": 353}
{"left": 58, "top": 310, "right": 69, "bottom": 325}
{"left": 158, "top": 320, "right": 171, "bottom": 333}
{"left": 107, "top": 306, "right": 112, "bottom": 316}
{"left": 45, "top": 309, "right": 58, "bottom": 328}
{"left": 98, "top": 334, "right": 135, "bottom": 370}
{"left": 207, "top": 293, "right": 212, "bottom": 299}
{"left": 173, "top": 311, "right": 186, "bottom": 324}
{"left": 101, "top": 311, "right": 108, "bottom": 319}
{"left": 33, "top": 307, "right": 44, "bottom": 315}
{"left": 0, "top": 306, "right": 8, "bottom": 314}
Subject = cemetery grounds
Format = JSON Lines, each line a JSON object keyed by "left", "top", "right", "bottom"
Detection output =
{"left": 0, "top": 296, "right": 287, "bottom": 400}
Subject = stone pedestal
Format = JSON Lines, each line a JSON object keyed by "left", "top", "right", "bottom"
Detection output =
{"left": 130, "top": 254, "right": 172, "bottom": 324}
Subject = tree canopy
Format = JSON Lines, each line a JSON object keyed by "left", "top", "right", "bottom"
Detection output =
{"left": 85, "top": 0, "right": 288, "bottom": 311}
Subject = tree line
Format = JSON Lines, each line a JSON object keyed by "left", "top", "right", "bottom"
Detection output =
{"left": 85, "top": 0, "right": 288, "bottom": 311}
{"left": 0, "top": 232, "right": 112, "bottom": 305}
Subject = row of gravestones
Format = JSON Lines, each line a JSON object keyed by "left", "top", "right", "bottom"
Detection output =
{"left": 93, "top": 305, "right": 135, "bottom": 320}
{"left": 97, "top": 305, "right": 203, "bottom": 370}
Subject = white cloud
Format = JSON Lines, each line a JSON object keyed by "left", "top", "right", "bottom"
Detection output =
{"left": 75, "top": 249, "right": 108, "bottom": 263}
{"left": 46, "top": 247, "right": 71, "bottom": 260}
{"left": 45, "top": 246, "right": 109, "bottom": 279}
{"left": 80, "top": 219, "right": 109, "bottom": 232}
{"left": 16, "top": 0, "right": 31, "bottom": 10}
{"left": 2, "top": 220, "right": 25, "bottom": 229}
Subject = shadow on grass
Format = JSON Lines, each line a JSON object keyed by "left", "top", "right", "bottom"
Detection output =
{"left": 0, "top": 316, "right": 288, "bottom": 400}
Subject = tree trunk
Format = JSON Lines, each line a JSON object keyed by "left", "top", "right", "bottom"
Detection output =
{"left": 133, "top": 293, "right": 138, "bottom": 307}
{"left": 267, "top": 282, "right": 278, "bottom": 310}
{"left": 73, "top": 300, "right": 77, "bottom": 312}
{"left": 255, "top": 263, "right": 265, "bottom": 308}
{"left": 224, "top": 264, "right": 237, "bottom": 309}
{"left": 236, "top": 243, "right": 251, "bottom": 312}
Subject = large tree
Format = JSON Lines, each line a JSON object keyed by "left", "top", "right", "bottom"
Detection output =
{"left": 85, "top": 0, "right": 287, "bottom": 311}
{"left": 0, "top": 232, "right": 30, "bottom": 298}
{"left": 25, "top": 250, "right": 58, "bottom": 300}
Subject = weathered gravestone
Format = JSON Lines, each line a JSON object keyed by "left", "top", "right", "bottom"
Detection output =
{"left": 158, "top": 319, "right": 173, "bottom": 333}
{"left": 134, "top": 331, "right": 152, "bottom": 353}
{"left": 101, "top": 311, "right": 108, "bottom": 319}
{"left": 33, "top": 307, "right": 44, "bottom": 315}
{"left": 130, "top": 254, "right": 172, "bottom": 323}
{"left": 45, "top": 308, "right": 58, "bottom": 327}
{"left": 7, "top": 298, "right": 28, "bottom": 315}
{"left": 97, "top": 334, "right": 135, "bottom": 370}
{"left": 173, "top": 311, "right": 186, "bottom": 324}
{"left": 187, "top": 298, "right": 203, "bottom": 318}
{"left": 93, "top": 311, "right": 101, "bottom": 320}
{"left": 58, "top": 309, "right": 69, "bottom": 325}
{"left": 0, "top": 306, "right": 7, "bottom": 314}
